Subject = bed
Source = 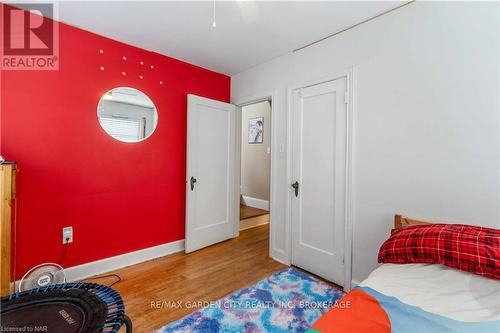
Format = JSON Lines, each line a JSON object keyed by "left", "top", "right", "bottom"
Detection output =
{"left": 307, "top": 215, "right": 500, "bottom": 333}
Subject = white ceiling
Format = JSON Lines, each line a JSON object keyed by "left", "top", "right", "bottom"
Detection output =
{"left": 57, "top": 1, "right": 403, "bottom": 75}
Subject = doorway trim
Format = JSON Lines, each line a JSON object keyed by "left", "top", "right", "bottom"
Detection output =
{"left": 234, "top": 90, "right": 279, "bottom": 261}
{"left": 286, "top": 68, "right": 356, "bottom": 291}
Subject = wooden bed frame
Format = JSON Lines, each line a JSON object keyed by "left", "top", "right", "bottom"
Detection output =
{"left": 394, "top": 214, "right": 433, "bottom": 229}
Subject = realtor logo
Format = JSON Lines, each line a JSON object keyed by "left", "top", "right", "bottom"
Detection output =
{"left": 1, "top": 2, "right": 59, "bottom": 70}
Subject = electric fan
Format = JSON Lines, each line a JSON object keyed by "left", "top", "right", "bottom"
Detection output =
{"left": 18, "top": 263, "right": 66, "bottom": 292}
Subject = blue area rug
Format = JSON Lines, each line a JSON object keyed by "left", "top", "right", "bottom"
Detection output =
{"left": 156, "top": 268, "right": 345, "bottom": 333}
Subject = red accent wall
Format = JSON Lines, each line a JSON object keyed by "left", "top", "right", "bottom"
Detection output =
{"left": 1, "top": 19, "right": 230, "bottom": 278}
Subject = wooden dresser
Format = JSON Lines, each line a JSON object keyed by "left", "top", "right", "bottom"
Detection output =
{"left": 1, "top": 163, "right": 17, "bottom": 296}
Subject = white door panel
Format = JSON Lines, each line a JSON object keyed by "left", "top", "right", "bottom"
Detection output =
{"left": 291, "top": 78, "right": 347, "bottom": 286}
{"left": 186, "top": 94, "right": 237, "bottom": 253}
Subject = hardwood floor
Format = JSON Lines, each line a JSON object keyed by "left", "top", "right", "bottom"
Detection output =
{"left": 240, "top": 204, "right": 269, "bottom": 220}
{"left": 240, "top": 213, "right": 269, "bottom": 231}
{"left": 88, "top": 224, "right": 286, "bottom": 333}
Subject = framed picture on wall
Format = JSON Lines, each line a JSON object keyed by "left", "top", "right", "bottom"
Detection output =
{"left": 248, "top": 117, "right": 264, "bottom": 143}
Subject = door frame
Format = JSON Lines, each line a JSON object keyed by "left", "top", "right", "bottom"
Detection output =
{"left": 233, "top": 90, "right": 279, "bottom": 260}
{"left": 286, "top": 68, "right": 356, "bottom": 291}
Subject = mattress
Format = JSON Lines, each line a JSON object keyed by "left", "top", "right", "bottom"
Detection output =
{"left": 359, "top": 263, "right": 500, "bottom": 322}
{"left": 308, "top": 263, "right": 500, "bottom": 333}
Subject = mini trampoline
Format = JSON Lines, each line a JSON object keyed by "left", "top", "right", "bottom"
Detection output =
{"left": 1, "top": 282, "right": 132, "bottom": 333}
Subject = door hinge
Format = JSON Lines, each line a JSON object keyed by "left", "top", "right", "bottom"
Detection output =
{"left": 344, "top": 91, "right": 349, "bottom": 104}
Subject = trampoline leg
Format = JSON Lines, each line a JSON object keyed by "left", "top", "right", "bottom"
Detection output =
{"left": 123, "top": 315, "right": 133, "bottom": 333}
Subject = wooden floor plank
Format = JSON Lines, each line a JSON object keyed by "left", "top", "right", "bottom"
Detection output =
{"left": 240, "top": 214, "right": 269, "bottom": 231}
{"left": 240, "top": 204, "right": 269, "bottom": 220}
{"left": 87, "top": 224, "right": 286, "bottom": 333}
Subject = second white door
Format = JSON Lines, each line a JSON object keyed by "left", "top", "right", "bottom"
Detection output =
{"left": 185, "top": 94, "right": 238, "bottom": 253}
{"left": 290, "top": 77, "right": 348, "bottom": 286}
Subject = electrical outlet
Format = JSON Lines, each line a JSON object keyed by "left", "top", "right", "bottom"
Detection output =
{"left": 62, "top": 226, "right": 73, "bottom": 244}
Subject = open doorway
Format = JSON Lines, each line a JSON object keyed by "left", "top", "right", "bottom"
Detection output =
{"left": 239, "top": 100, "right": 272, "bottom": 232}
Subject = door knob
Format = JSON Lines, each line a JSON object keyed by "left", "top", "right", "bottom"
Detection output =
{"left": 291, "top": 181, "right": 299, "bottom": 197}
{"left": 190, "top": 177, "right": 197, "bottom": 191}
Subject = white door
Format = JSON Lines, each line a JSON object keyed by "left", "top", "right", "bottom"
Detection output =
{"left": 186, "top": 94, "right": 238, "bottom": 253}
{"left": 290, "top": 77, "right": 348, "bottom": 286}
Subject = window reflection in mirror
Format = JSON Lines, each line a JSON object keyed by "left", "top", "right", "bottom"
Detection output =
{"left": 97, "top": 87, "right": 158, "bottom": 143}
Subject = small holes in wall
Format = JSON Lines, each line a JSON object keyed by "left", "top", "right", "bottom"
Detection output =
{"left": 97, "top": 54, "right": 161, "bottom": 82}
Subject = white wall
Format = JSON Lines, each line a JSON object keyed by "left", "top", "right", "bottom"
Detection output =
{"left": 241, "top": 101, "right": 271, "bottom": 202}
{"left": 231, "top": 1, "right": 500, "bottom": 282}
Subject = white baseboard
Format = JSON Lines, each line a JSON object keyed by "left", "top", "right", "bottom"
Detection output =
{"left": 16, "top": 239, "right": 184, "bottom": 290}
{"left": 270, "top": 248, "right": 289, "bottom": 266}
{"left": 241, "top": 195, "right": 269, "bottom": 210}
{"left": 351, "top": 279, "right": 361, "bottom": 287}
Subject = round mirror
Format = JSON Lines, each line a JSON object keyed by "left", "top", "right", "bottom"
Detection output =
{"left": 97, "top": 87, "right": 158, "bottom": 143}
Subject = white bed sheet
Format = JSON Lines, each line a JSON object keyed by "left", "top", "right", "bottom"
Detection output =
{"left": 359, "top": 263, "right": 500, "bottom": 323}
